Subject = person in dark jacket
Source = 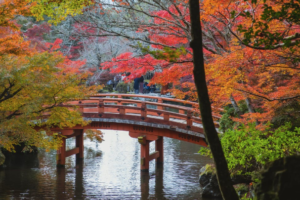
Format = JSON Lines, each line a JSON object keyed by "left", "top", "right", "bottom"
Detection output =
{"left": 150, "top": 84, "right": 156, "bottom": 93}
{"left": 139, "top": 76, "right": 144, "bottom": 93}
{"left": 143, "top": 82, "right": 150, "bottom": 93}
{"left": 134, "top": 77, "right": 140, "bottom": 94}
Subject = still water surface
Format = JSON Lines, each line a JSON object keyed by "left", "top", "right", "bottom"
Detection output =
{"left": 0, "top": 130, "right": 213, "bottom": 200}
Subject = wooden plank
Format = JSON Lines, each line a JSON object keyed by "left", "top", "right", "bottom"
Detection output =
{"left": 65, "top": 147, "right": 80, "bottom": 157}
{"left": 98, "top": 99, "right": 104, "bottom": 114}
{"left": 149, "top": 151, "right": 160, "bottom": 161}
{"left": 61, "top": 130, "right": 74, "bottom": 136}
{"left": 119, "top": 107, "right": 125, "bottom": 115}
{"left": 67, "top": 98, "right": 222, "bottom": 118}
{"left": 51, "top": 122, "right": 207, "bottom": 146}
{"left": 65, "top": 131, "right": 82, "bottom": 138}
{"left": 141, "top": 102, "right": 146, "bottom": 119}
{"left": 129, "top": 132, "right": 159, "bottom": 141}
{"left": 83, "top": 113, "right": 204, "bottom": 132}
{"left": 163, "top": 113, "right": 169, "bottom": 121}
{"left": 91, "top": 94, "right": 223, "bottom": 111}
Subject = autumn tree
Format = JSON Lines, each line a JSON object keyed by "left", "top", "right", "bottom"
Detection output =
{"left": 0, "top": 0, "right": 100, "bottom": 164}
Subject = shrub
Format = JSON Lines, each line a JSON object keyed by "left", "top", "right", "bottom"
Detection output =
{"left": 200, "top": 122, "right": 300, "bottom": 177}
{"left": 115, "top": 82, "right": 131, "bottom": 93}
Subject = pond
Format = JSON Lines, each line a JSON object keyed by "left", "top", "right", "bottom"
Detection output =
{"left": 0, "top": 130, "right": 213, "bottom": 199}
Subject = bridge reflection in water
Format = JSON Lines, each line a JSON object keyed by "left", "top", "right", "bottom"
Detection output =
{"left": 0, "top": 130, "right": 214, "bottom": 199}
{"left": 53, "top": 130, "right": 214, "bottom": 199}
{"left": 45, "top": 94, "right": 220, "bottom": 172}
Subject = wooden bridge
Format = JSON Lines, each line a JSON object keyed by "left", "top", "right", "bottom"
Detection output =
{"left": 49, "top": 94, "right": 221, "bottom": 171}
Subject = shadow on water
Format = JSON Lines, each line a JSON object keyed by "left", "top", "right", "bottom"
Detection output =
{"left": 0, "top": 130, "right": 214, "bottom": 199}
{"left": 140, "top": 164, "right": 164, "bottom": 200}
{"left": 56, "top": 160, "right": 85, "bottom": 200}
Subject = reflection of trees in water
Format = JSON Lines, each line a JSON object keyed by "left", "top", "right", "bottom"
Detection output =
{"left": 0, "top": 151, "right": 54, "bottom": 198}
{"left": 0, "top": 135, "right": 213, "bottom": 199}
{"left": 0, "top": 147, "right": 88, "bottom": 199}
{"left": 85, "top": 147, "right": 102, "bottom": 159}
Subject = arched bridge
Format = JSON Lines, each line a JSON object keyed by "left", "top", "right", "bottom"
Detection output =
{"left": 50, "top": 94, "right": 221, "bottom": 171}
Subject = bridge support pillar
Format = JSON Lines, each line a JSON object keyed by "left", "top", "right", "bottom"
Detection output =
{"left": 138, "top": 135, "right": 164, "bottom": 172}
{"left": 57, "top": 137, "right": 66, "bottom": 167}
{"left": 75, "top": 129, "right": 84, "bottom": 161}
{"left": 155, "top": 137, "right": 163, "bottom": 164}
{"left": 139, "top": 137, "right": 150, "bottom": 172}
{"left": 57, "top": 129, "right": 84, "bottom": 167}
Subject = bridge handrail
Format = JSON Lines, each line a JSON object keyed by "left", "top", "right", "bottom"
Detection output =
{"left": 59, "top": 103, "right": 207, "bottom": 130}
{"left": 62, "top": 100, "right": 220, "bottom": 128}
{"left": 90, "top": 93, "right": 224, "bottom": 112}
{"left": 66, "top": 98, "right": 221, "bottom": 119}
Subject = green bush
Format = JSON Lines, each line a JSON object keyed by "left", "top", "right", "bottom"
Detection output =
{"left": 219, "top": 101, "right": 249, "bottom": 132}
{"left": 99, "top": 85, "right": 113, "bottom": 93}
{"left": 115, "top": 82, "right": 132, "bottom": 93}
{"left": 200, "top": 122, "right": 300, "bottom": 177}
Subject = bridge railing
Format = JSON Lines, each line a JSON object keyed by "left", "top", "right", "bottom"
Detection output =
{"left": 91, "top": 93, "right": 222, "bottom": 117}
{"left": 63, "top": 94, "right": 220, "bottom": 133}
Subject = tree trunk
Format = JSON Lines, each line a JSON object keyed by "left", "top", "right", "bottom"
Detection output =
{"left": 189, "top": 0, "right": 239, "bottom": 199}
{"left": 245, "top": 97, "right": 255, "bottom": 113}
{"left": 245, "top": 97, "right": 259, "bottom": 125}
{"left": 230, "top": 94, "right": 242, "bottom": 117}
{"left": 0, "top": 148, "right": 5, "bottom": 166}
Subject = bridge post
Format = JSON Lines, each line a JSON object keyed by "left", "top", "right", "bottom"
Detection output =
{"left": 78, "top": 103, "right": 84, "bottom": 113}
{"left": 141, "top": 102, "right": 147, "bottom": 120}
{"left": 187, "top": 111, "right": 193, "bottom": 129}
{"left": 57, "top": 137, "right": 66, "bottom": 167}
{"left": 117, "top": 95, "right": 122, "bottom": 105}
{"left": 98, "top": 99, "right": 104, "bottom": 114}
{"left": 138, "top": 136, "right": 150, "bottom": 172}
{"left": 75, "top": 129, "right": 84, "bottom": 160}
{"left": 157, "top": 98, "right": 163, "bottom": 111}
{"left": 155, "top": 136, "right": 163, "bottom": 164}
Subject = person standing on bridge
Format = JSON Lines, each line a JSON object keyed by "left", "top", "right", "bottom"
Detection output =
{"left": 134, "top": 77, "right": 140, "bottom": 94}
{"left": 139, "top": 76, "right": 144, "bottom": 94}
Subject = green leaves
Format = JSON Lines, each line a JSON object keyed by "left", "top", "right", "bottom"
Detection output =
{"left": 238, "top": 0, "right": 300, "bottom": 49}
{"left": 27, "top": 0, "right": 94, "bottom": 24}
{"left": 200, "top": 122, "right": 300, "bottom": 177}
{"left": 0, "top": 52, "right": 93, "bottom": 153}
{"left": 139, "top": 44, "right": 187, "bottom": 63}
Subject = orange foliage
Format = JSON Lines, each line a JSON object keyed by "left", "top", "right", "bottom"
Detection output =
{"left": 103, "top": 0, "right": 300, "bottom": 126}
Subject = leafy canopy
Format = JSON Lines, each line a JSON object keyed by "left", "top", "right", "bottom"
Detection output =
{"left": 0, "top": 0, "right": 100, "bottom": 153}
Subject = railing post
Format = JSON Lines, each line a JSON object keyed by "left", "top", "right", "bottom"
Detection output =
{"left": 141, "top": 102, "right": 147, "bottom": 120}
{"left": 155, "top": 136, "right": 163, "bottom": 164}
{"left": 78, "top": 104, "right": 84, "bottom": 114}
{"left": 119, "top": 107, "right": 125, "bottom": 115}
{"left": 136, "top": 103, "right": 142, "bottom": 107}
{"left": 187, "top": 111, "right": 192, "bottom": 129}
{"left": 75, "top": 129, "right": 84, "bottom": 161}
{"left": 98, "top": 99, "right": 104, "bottom": 114}
{"left": 157, "top": 98, "right": 163, "bottom": 111}
{"left": 163, "top": 113, "right": 169, "bottom": 121}
{"left": 179, "top": 109, "right": 185, "bottom": 114}
{"left": 117, "top": 95, "right": 122, "bottom": 105}
{"left": 57, "top": 137, "right": 66, "bottom": 167}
